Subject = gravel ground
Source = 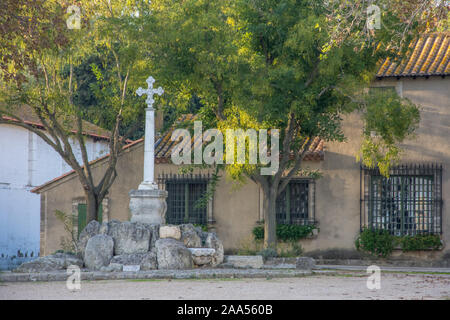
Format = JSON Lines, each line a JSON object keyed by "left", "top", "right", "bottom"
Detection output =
{"left": 1, "top": 271, "right": 450, "bottom": 300}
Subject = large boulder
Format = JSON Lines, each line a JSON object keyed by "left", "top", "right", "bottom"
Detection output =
{"left": 110, "top": 253, "right": 144, "bottom": 265}
{"left": 188, "top": 248, "right": 216, "bottom": 266}
{"left": 180, "top": 224, "right": 202, "bottom": 248}
{"left": 155, "top": 238, "right": 193, "bottom": 270}
{"left": 107, "top": 220, "right": 151, "bottom": 255}
{"left": 100, "top": 263, "right": 123, "bottom": 272}
{"left": 84, "top": 234, "right": 114, "bottom": 270}
{"left": 78, "top": 220, "right": 101, "bottom": 258}
{"left": 140, "top": 251, "right": 158, "bottom": 270}
{"left": 107, "top": 251, "right": 158, "bottom": 271}
{"left": 159, "top": 225, "right": 181, "bottom": 240}
{"left": 205, "top": 233, "right": 224, "bottom": 266}
{"left": 14, "top": 253, "right": 83, "bottom": 273}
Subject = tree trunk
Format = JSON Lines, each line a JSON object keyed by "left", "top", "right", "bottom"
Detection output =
{"left": 263, "top": 188, "right": 278, "bottom": 248}
{"left": 85, "top": 191, "right": 100, "bottom": 223}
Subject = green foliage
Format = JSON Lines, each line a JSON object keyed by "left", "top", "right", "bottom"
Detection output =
{"left": 145, "top": 0, "right": 441, "bottom": 247}
{"left": 252, "top": 226, "right": 265, "bottom": 241}
{"left": 193, "top": 224, "right": 208, "bottom": 232}
{"left": 358, "top": 90, "right": 420, "bottom": 176}
{"left": 54, "top": 210, "right": 79, "bottom": 254}
{"left": 397, "top": 234, "right": 442, "bottom": 251}
{"left": 253, "top": 224, "right": 317, "bottom": 242}
{"left": 356, "top": 228, "right": 442, "bottom": 258}
{"left": 355, "top": 228, "right": 394, "bottom": 258}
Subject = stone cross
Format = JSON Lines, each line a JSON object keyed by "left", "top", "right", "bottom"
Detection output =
{"left": 136, "top": 76, "right": 164, "bottom": 190}
{"left": 136, "top": 76, "right": 164, "bottom": 110}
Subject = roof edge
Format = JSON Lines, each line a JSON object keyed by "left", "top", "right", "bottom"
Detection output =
{"left": 31, "top": 138, "right": 144, "bottom": 194}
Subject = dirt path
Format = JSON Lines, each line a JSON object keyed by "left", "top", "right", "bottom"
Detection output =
{"left": 1, "top": 272, "right": 449, "bottom": 300}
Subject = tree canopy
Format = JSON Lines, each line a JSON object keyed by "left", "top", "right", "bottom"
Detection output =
{"left": 145, "top": 0, "right": 446, "bottom": 246}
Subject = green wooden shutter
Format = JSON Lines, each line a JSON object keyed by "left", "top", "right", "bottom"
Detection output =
{"left": 77, "top": 203, "right": 87, "bottom": 236}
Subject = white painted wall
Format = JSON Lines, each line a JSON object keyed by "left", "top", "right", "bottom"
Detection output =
{"left": 0, "top": 124, "right": 109, "bottom": 269}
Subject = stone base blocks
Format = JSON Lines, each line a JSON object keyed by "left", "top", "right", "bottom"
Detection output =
{"left": 15, "top": 221, "right": 225, "bottom": 273}
{"left": 129, "top": 189, "right": 168, "bottom": 225}
{"left": 189, "top": 248, "right": 216, "bottom": 266}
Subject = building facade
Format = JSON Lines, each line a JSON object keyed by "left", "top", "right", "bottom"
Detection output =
{"left": 33, "top": 33, "right": 450, "bottom": 261}
{"left": 0, "top": 106, "right": 110, "bottom": 270}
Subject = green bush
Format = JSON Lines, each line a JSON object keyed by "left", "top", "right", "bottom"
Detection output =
{"left": 356, "top": 228, "right": 442, "bottom": 258}
{"left": 252, "top": 226, "right": 265, "bottom": 241}
{"left": 252, "top": 224, "right": 317, "bottom": 242}
{"left": 398, "top": 234, "right": 442, "bottom": 251}
{"left": 355, "top": 228, "right": 394, "bottom": 258}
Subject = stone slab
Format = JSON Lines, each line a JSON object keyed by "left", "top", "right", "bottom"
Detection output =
{"left": 0, "top": 268, "right": 312, "bottom": 282}
{"left": 123, "top": 265, "right": 141, "bottom": 272}
{"left": 224, "top": 256, "right": 264, "bottom": 269}
{"left": 188, "top": 248, "right": 216, "bottom": 256}
{"left": 159, "top": 226, "right": 181, "bottom": 240}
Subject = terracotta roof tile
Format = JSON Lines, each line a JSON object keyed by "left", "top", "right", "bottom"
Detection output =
{"left": 1, "top": 105, "right": 111, "bottom": 140}
{"left": 376, "top": 32, "right": 449, "bottom": 78}
{"left": 155, "top": 115, "right": 324, "bottom": 163}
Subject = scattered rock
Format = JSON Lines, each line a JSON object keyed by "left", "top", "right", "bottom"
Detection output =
{"left": 14, "top": 253, "right": 83, "bottom": 273}
{"left": 109, "top": 252, "right": 158, "bottom": 271}
{"left": 140, "top": 251, "right": 158, "bottom": 270}
{"left": 205, "top": 233, "right": 224, "bottom": 266}
{"left": 194, "top": 226, "right": 209, "bottom": 246}
{"left": 84, "top": 234, "right": 114, "bottom": 270}
{"left": 159, "top": 225, "right": 182, "bottom": 240}
{"left": 100, "top": 263, "right": 123, "bottom": 272}
{"left": 224, "top": 255, "right": 264, "bottom": 269}
{"left": 180, "top": 224, "right": 202, "bottom": 248}
{"left": 295, "top": 257, "right": 316, "bottom": 270}
{"left": 110, "top": 253, "right": 145, "bottom": 265}
{"left": 189, "top": 248, "right": 216, "bottom": 266}
{"left": 107, "top": 221, "right": 151, "bottom": 255}
{"left": 78, "top": 220, "right": 101, "bottom": 258}
{"left": 155, "top": 238, "right": 193, "bottom": 270}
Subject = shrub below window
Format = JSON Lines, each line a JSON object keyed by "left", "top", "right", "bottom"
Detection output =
{"left": 252, "top": 224, "right": 317, "bottom": 242}
{"left": 398, "top": 234, "right": 442, "bottom": 251}
{"left": 355, "top": 228, "right": 394, "bottom": 258}
{"left": 356, "top": 228, "right": 443, "bottom": 258}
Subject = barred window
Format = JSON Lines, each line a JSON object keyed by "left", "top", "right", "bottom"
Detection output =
{"left": 160, "top": 175, "right": 209, "bottom": 225}
{"left": 276, "top": 179, "right": 315, "bottom": 225}
{"left": 361, "top": 164, "right": 442, "bottom": 236}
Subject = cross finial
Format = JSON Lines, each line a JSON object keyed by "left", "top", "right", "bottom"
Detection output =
{"left": 136, "top": 76, "right": 164, "bottom": 109}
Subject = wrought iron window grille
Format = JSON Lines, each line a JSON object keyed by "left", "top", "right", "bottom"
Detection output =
{"left": 360, "top": 164, "right": 443, "bottom": 236}
{"left": 276, "top": 178, "right": 316, "bottom": 226}
{"left": 157, "top": 173, "right": 210, "bottom": 225}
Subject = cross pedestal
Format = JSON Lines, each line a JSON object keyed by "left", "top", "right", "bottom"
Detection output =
{"left": 129, "top": 76, "right": 168, "bottom": 225}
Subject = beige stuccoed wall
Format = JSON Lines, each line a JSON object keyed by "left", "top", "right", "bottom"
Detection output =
{"left": 301, "top": 77, "right": 450, "bottom": 258}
